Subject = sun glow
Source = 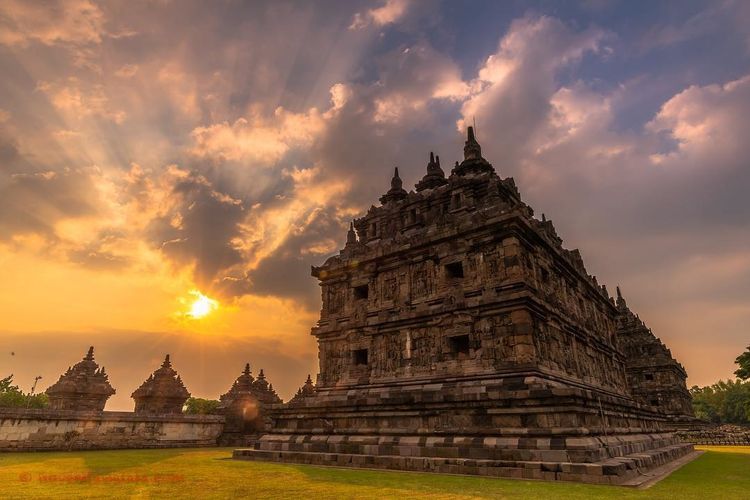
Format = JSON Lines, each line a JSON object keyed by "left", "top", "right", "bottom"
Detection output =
{"left": 187, "top": 290, "right": 219, "bottom": 319}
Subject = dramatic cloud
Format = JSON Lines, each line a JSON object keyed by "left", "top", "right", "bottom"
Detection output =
{"left": 190, "top": 108, "right": 326, "bottom": 165}
{"left": 0, "top": 121, "right": 106, "bottom": 244}
{"left": 0, "top": 0, "right": 106, "bottom": 47}
{"left": 458, "top": 16, "right": 607, "bottom": 167}
{"left": 0, "top": 167, "right": 103, "bottom": 239}
{"left": 146, "top": 167, "right": 247, "bottom": 294}
{"left": 649, "top": 75, "right": 750, "bottom": 170}
{"left": 1, "top": 1, "right": 749, "bottom": 393}
{"left": 350, "top": 0, "right": 410, "bottom": 30}
{"left": 37, "top": 79, "right": 126, "bottom": 123}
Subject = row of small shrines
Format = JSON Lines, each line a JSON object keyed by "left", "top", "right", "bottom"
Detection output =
{"left": 43, "top": 347, "right": 316, "bottom": 414}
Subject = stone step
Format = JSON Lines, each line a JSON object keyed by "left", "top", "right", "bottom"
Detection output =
{"left": 233, "top": 442, "right": 694, "bottom": 485}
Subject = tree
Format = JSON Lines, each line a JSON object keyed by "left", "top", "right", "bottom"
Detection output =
{"left": 0, "top": 375, "right": 49, "bottom": 409}
{"left": 690, "top": 379, "right": 750, "bottom": 424}
{"left": 183, "top": 397, "right": 221, "bottom": 415}
{"left": 735, "top": 345, "right": 750, "bottom": 380}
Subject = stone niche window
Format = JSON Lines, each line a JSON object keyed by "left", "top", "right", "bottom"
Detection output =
{"left": 445, "top": 261, "right": 464, "bottom": 279}
{"left": 650, "top": 399, "right": 659, "bottom": 406}
{"left": 540, "top": 267, "right": 550, "bottom": 283}
{"left": 353, "top": 348, "right": 368, "bottom": 366}
{"left": 448, "top": 335, "right": 471, "bottom": 357}
{"left": 644, "top": 373, "right": 654, "bottom": 381}
{"left": 353, "top": 284, "right": 369, "bottom": 300}
{"left": 451, "top": 193, "right": 462, "bottom": 209}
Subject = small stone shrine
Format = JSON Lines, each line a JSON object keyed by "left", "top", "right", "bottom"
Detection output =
{"left": 131, "top": 355, "right": 190, "bottom": 414}
{"left": 218, "top": 364, "right": 282, "bottom": 442}
{"left": 45, "top": 346, "right": 116, "bottom": 411}
{"left": 235, "top": 128, "right": 695, "bottom": 483}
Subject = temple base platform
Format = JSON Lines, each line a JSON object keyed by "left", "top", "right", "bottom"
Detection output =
{"left": 234, "top": 432, "right": 694, "bottom": 484}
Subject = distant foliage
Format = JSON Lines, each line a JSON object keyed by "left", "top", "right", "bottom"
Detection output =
{"left": 735, "top": 345, "right": 750, "bottom": 380}
{"left": 183, "top": 397, "right": 221, "bottom": 415}
{"left": 0, "top": 375, "right": 49, "bottom": 409}
{"left": 691, "top": 380, "right": 750, "bottom": 424}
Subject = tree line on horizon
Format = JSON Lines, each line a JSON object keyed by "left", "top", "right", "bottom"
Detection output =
{"left": 3, "top": 346, "right": 750, "bottom": 424}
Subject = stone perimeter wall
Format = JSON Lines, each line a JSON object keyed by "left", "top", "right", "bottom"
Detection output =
{"left": 676, "top": 424, "right": 750, "bottom": 446}
{"left": 0, "top": 408, "right": 225, "bottom": 451}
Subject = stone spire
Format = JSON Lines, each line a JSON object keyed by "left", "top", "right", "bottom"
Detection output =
{"left": 45, "top": 346, "right": 116, "bottom": 411}
{"left": 131, "top": 354, "right": 190, "bottom": 414}
{"left": 379, "top": 167, "right": 408, "bottom": 204}
{"left": 302, "top": 374, "right": 315, "bottom": 395}
{"left": 464, "top": 126, "right": 481, "bottom": 160}
{"left": 289, "top": 374, "right": 316, "bottom": 404}
{"left": 219, "top": 363, "right": 281, "bottom": 408}
{"left": 616, "top": 285, "right": 627, "bottom": 310}
{"left": 225, "top": 363, "right": 255, "bottom": 395}
{"left": 253, "top": 368, "right": 273, "bottom": 393}
{"left": 452, "top": 126, "right": 494, "bottom": 176}
{"left": 346, "top": 222, "right": 357, "bottom": 246}
{"left": 415, "top": 151, "right": 448, "bottom": 192}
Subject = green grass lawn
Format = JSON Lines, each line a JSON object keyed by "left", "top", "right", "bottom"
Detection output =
{"left": 0, "top": 446, "right": 747, "bottom": 499}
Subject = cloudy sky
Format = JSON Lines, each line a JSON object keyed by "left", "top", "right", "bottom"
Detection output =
{"left": 1, "top": 0, "right": 749, "bottom": 410}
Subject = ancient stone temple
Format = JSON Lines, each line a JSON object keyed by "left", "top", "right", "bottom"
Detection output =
{"left": 616, "top": 287, "right": 695, "bottom": 424}
{"left": 235, "top": 128, "right": 694, "bottom": 483}
{"left": 131, "top": 355, "right": 190, "bottom": 415}
{"left": 218, "top": 364, "right": 282, "bottom": 443}
{"left": 45, "top": 346, "right": 115, "bottom": 411}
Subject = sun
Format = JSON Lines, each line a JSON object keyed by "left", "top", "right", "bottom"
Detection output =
{"left": 187, "top": 290, "right": 218, "bottom": 319}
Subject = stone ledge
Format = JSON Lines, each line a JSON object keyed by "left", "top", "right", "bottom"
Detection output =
{"left": 0, "top": 410, "right": 225, "bottom": 452}
{"left": 233, "top": 441, "right": 694, "bottom": 485}
{"left": 0, "top": 408, "right": 224, "bottom": 424}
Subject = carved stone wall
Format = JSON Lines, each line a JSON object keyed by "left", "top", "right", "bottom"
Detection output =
{"left": 314, "top": 221, "right": 627, "bottom": 395}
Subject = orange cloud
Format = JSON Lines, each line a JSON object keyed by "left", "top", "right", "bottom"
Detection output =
{"left": 0, "top": 0, "right": 106, "bottom": 47}
{"left": 349, "top": 0, "right": 410, "bottom": 30}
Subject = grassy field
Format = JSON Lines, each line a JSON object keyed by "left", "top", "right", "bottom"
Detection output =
{"left": 0, "top": 446, "right": 747, "bottom": 499}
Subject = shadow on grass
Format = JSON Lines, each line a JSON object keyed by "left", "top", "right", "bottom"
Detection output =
{"left": 0, "top": 448, "right": 185, "bottom": 476}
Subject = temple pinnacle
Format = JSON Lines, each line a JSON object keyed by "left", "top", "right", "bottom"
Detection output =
{"left": 391, "top": 167, "right": 402, "bottom": 189}
{"left": 416, "top": 151, "right": 447, "bottom": 191}
{"left": 463, "top": 126, "right": 482, "bottom": 160}
{"left": 346, "top": 221, "right": 357, "bottom": 245}
{"left": 380, "top": 166, "right": 408, "bottom": 203}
